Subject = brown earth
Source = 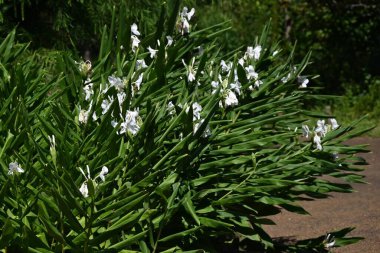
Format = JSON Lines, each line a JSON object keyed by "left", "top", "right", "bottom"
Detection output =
{"left": 264, "top": 137, "right": 380, "bottom": 252}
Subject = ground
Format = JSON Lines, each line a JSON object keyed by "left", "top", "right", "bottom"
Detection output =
{"left": 264, "top": 137, "right": 380, "bottom": 252}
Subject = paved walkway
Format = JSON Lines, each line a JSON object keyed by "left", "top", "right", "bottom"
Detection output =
{"left": 264, "top": 137, "right": 380, "bottom": 252}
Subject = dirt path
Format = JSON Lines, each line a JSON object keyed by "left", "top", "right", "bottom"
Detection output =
{"left": 264, "top": 137, "right": 380, "bottom": 252}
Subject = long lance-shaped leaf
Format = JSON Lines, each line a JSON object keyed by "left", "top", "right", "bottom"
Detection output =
{"left": 158, "top": 227, "right": 200, "bottom": 243}
{"left": 90, "top": 210, "right": 144, "bottom": 246}
{"left": 109, "top": 231, "right": 148, "bottom": 250}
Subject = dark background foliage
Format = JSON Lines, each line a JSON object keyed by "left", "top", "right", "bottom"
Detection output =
{"left": 1, "top": 0, "right": 380, "bottom": 120}
{"left": 194, "top": 0, "right": 380, "bottom": 94}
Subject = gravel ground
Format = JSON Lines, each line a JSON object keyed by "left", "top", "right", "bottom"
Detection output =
{"left": 264, "top": 137, "right": 380, "bottom": 253}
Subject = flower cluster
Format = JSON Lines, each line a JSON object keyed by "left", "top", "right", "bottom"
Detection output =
{"left": 78, "top": 60, "right": 92, "bottom": 76}
{"left": 112, "top": 109, "right": 141, "bottom": 135}
{"left": 78, "top": 25, "right": 147, "bottom": 136}
{"left": 79, "top": 165, "right": 109, "bottom": 198}
{"left": 241, "top": 45, "right": 264, "bottom": 90}
{"left": 302, "top": 118, "right": 339, "bottom": 151}
{"left": 185, "top": 102, "right": 211, "bottom": 138}
{"left": 178, "top": 7, "right": 195, "bottom": 35}
{"left": 280, "top": 66, "right": 309, "bottom": 88}
{"left": 183, "top": 58, "right": 197, "bottom": 83}
{"left": 79, "top": 73, "right": 143, "bottom": 135}
{"left": 208, "top": 45, "right": 264, "bottom": 108}
{"left": 131, "top": 23, "right": 141, "bottom": 53}
{"left": 8, "top": 162, "right": 24, "bottom": 175}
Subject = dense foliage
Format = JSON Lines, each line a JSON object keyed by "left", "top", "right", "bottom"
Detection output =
{"left": 0, "top": 1, "right": 371, "bottom": 252}
{"left": 2, "top": 0, "right": 379, "bottom": 94}
{"left": 195, "top": 0, "right": 380, "bottom": 93}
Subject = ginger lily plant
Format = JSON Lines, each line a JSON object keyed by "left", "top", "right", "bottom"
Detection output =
{"left": 0, "top": 2, "right": 369, "bottom": 252}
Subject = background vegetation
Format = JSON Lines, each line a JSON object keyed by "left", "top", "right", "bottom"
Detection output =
{"left": 2, "top": 0, "right": 379, "bottom": 133}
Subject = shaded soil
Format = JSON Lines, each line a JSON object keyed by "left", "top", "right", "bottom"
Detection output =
{"left": 264, "top": 137, "right": 380, "bottom": 252}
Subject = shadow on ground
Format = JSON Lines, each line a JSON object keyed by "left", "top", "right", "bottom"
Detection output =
{"left": 264, "top": 137, "right": 380, "bottom": 253}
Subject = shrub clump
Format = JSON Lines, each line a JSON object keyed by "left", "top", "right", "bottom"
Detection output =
{"left": 0, "top": 3, "right": 369, "bottom": 252}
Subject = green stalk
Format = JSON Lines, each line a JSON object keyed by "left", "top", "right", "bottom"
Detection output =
{"left": 84, "top": 196, "right": 95, "bottom": 253}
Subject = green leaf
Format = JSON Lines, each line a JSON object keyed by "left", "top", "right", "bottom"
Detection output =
{"left": 0, "top": 218, "right": 15, "bottom": 247}
{"left": 109, "top": 231, "right": 148, "bottom": 249}
{"left": 158, "top": 227, "right": 200, "bottom": 242}
{"left": 199, "top": 217, "right": 233, "bottom": 229}
{"left": 183, "top": 192, "right": 200, "bottom": 225}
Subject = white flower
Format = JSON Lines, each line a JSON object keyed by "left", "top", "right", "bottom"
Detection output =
{"left": 224, "top": 90, "right": 238, "bottom": 107}
{"left": 48, "top": 135, "right": 56, "bottom": 149}
{"left": 131, "top": 23, "right": 140, "bottom": 36}
{"left": 272, "top": 50, "right": 279, "bottom": 56}
{"left": 83, "top": 79, "right": 94, "bottom": 101}
{"left": 79, "top": 109, "right": 89, "bottom": 124}
{"left": 8, "top": 162, "right": 24, "bottom": 175}
{"left": 325, "top": 240, "right": 335, "bottom": 249}
{"left": 166, "top": 36, "right": 173, "bottom": 47}
{"left": 78, "top": 60, "right": 92, "bottom": 76}
{"left": 179, "top": 7, "right": 195, "bottom": 34}
{"left": 47, "top": 135, "right": 57, "bottom": 166}
{"left": 92, "top": 111, "right": 98, "bottom": 121}
{"left": 246, "top": 45, "right": 262, "bottom": 60}
{"left": 230, "top": 69, "right": 241, "bottom": 95}
{"left": 254, "top": 80, "right": 263, "bottom": 88}
{"left": 186, "top": 7, "right": 195, "bottom": 20}
{"left": 302, "top": 125, "right": 310, "bottom": 138}
{"left": 194, "top": 119, "right": 211, "bottom": 138}
{"left": 101, "top": 96, "right": 114, "bottom": 115}
{"left": 281, "top": 71, "right": 293, "bottom": 83}
{"left": 182, "top": 58, "right": 196, "bottom": 82}
{"left": 131, "top": 35, "right": 140, "bottom": 52}
{"left": 134, "top": 73, "right": 143, "bottom": 91}
{"left": 79, "top": 166, "right": 91, "bottom": 197}
{"left": 186, "top": 102, "right": 202, "bottom": 121}
{"left": 117, "top": 92, "right": 126, "bottom": 110}
{"left": 136, "top": 59, "right": 148, "bottom": 70}
{"left": 253, "top": 45, "right": 262, "bottom": 60}
{"left": 167, "top": 101, "right": 175, "bottom": 115}
{"left": 79, "top": 165, "right": 107, "bottom": 196}
{"left": 81, "top": 165, "right": 91, "bottom": 179}
{"left": 313, "top": 134, "right": 323, "bottom": 151}
{"left": 192, "top": 102, "right": 202, "bottom": 121}
{"left": 79, "top": 101, "right": 95, "bottom": 124}
{"left": 79, "top": 181, "right": 89, "bottom": 197}
{"left": 188, "top": 71, "right": 196, "bottom": 82}
{"left": 329, "top": 118, "right": 339, "bottom": 130}
{"left": 245, "top": 65, "right": 258, "bottom": 80}
{"left": 298, "top": 76, "right": 309, "bottom": 88}
{"left": 181, "top": 18, "right": 190, "bottom": 34}
{"left": 98, "top": 166, "right": 109, "bottom": 182}
{"left": 315, "top": 120, "right": 327, "bottom": 137}
{"left": 323, "top": 234, "right": 335, "bottom": 249}
{"left": 148, "top": 46, "right": 158, "bottom": 58}
{"left": 100, "top": 83, "right": 110, "bottom": 94}
{"left": 211, "top": 80, "right": 219, "bottom": 94}
{"left": 301, "top": 78, "right": 309, "bottom": 88}
{"left": 230, "top": 80, "right": 242, "bottom": 95}
{"left": 238, "top": 57, "right": 245, "bottom": 66}
{"left": 120, "top": 109, "right": 140, "bottom": 135}
{"left": 220, "top": 60, "right": 232, "bottom": 73}
{"left": 181, "top": 7, "right": 195, "bottom": 20}
{"left": 111, "top": 120, "right": 118, "bottom": 130}
{"left": 108, "top": 76, "right": 124, "bottom": 92}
